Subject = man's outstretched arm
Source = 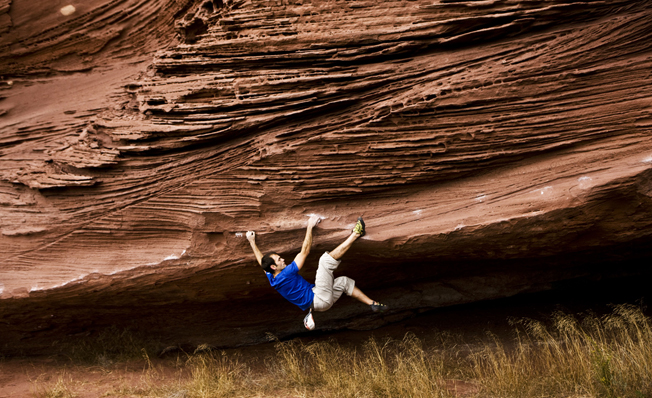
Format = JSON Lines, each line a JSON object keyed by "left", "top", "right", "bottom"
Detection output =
{"left": 294, "top": 215, "right": 321, "bottom": 270}
{"left": 246, "top": 231, "right": 263, "bottom": 266}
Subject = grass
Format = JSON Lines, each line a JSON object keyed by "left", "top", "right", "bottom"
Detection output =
{"left": 31, "top": 304, "right": 652, "bottom": 398}
{"left": 32, "top": 372, "right": 77, "bottom": 398}
{"left": 270, "top": 333, "right": 452, "bottom": 397}
{"left": 471, "top": 304, "right": 652, "bottom": 398}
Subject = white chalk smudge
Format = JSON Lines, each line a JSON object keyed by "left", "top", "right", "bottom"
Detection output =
{"left": 578, "top": 176, "right": 593, "bottom": 189}
{"left": 307, "top": 213, "right": 324, "bottom": 223}
{"left": 643, "top": 155, "right": 652, "bottom": 163}
{"left": 60, "top": 5, "right": 76, "bottom": 16}
{"left": 164, "top": 249, "right": 186, "bottom": 261}
{"left": 475, "top": 194, "right": 487, "bottom": 203}
{"left": 235, "top": 232, "right": 244, "bottom": 238}
{"left": 413, "top": 210, "right": 422, "bottom": 216}
{"left": 454, "top": 223, "right": 465, "bottom": 231}
{"left": 533, "top": 186, "right": 553, "bottom": 195}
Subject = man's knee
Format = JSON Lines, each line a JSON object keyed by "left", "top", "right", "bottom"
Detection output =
{"left": 319, "top": 252, "right": 341, "bottom": 270}
{"left": 334, "top": 276, "right": 355, "bottom": 296}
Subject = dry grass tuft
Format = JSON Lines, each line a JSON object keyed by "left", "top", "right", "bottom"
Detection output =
{"left": 33, "top": 372, "right": 77, "bottom": 398}
{"left": 472, "top": 304, "right": 652, "bottom": 397}
{"left": 271, "top": 334, "right": 454, "bottom": 397}
{"left": 181, "top": 348, "right": 247, "bottom": 397}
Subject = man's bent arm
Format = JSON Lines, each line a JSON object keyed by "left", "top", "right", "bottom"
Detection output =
{"left": 294, "top": 215, "right": 320, "bottom": 270}
{"left": 246, "top": 231, "right": 263, "bottom": 266}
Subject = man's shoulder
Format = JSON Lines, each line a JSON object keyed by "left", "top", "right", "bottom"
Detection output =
{"left": 272, "top": 262, "right": 300, "bottom": 287}
{"left": 284, "top": 261, "right": 299, "bottom": 274}
{"left": 275, "top": 262, "right": 299, "bottom": 278}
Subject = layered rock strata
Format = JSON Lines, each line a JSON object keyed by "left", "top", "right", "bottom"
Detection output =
{"left": 1, "top": 0, "right": 652, "bottom": 353}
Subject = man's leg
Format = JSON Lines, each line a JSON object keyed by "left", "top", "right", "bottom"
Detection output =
{"left": 329, "top": 231, "right": 360, "bottom": 261}
{"left": 329, "top": 216, "right": 365, "bottom": 260}
{"left": 313, "top": 218, "right": 387, "bottom": 312}
{"left": 313, "top": 254, "right": 348, "bottom": 311}
{"left": 351, "top": 286, "right": 373, "bottom": 305}
{"left": 312, "top": 219, "right": 364, "bottom": 311}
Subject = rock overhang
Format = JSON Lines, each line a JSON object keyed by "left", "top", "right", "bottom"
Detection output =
{"left": 1, "top": 0, "right": 652, "bottom": 353}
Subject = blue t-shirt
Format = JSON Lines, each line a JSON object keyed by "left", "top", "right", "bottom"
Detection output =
{"left": 266, "top": 261, "right": 315, "bottom": 311}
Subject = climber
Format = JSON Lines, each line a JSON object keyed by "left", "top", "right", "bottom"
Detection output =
{"left": 246, "top": 215, "right": 388, "bottom": 330}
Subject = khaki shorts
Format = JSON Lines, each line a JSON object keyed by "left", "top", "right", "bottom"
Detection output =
{"left": 312, "top": 252, "right": 355, "bottom": 312}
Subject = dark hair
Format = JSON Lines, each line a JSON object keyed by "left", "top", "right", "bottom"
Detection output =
{"left": 261, "top": 253, "right": 277, "bottom": 273}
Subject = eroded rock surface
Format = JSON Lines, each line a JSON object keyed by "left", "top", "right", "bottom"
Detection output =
{"left": 1, "top": 0, "right": 652, "bottom": 354}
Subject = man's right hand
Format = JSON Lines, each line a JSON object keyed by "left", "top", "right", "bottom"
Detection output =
{"left": 308, "top": 215, "right": 321, "bottom": 228}
{"left": 246, "top": 231, "right": 255, "bottom": 241}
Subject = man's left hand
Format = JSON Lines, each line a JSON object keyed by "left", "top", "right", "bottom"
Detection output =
{"left": 246, "top": 231, "right": 256, "bottom": 241}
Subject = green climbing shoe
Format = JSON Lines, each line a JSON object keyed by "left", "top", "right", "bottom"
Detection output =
{"left": 353, "top": 216, "right": 366, "bottom": 236}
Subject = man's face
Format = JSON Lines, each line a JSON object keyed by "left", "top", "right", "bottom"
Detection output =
{"left": 271, "top": 254, "right": 286, "bottom": 272}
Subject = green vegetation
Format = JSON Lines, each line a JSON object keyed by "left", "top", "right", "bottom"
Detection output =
{"left": 33, "top": 304, "right": 652, "bottom": 398}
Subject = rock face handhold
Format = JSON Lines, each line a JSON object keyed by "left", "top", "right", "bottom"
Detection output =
{"left": 1, "top": 0, "right": 652, "bottom": 353}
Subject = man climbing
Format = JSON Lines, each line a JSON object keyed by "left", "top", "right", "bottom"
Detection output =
{"left": 246, "top": 215, "right": 388, "bottom": 330}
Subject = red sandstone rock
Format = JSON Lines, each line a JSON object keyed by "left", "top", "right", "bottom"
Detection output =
{"left": 1, "top": 0, "right": 652, "bottom": 353}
